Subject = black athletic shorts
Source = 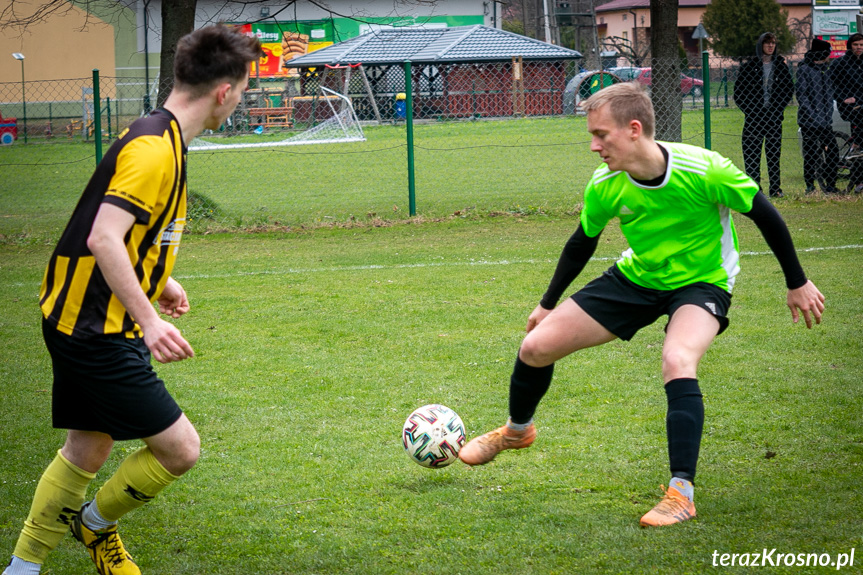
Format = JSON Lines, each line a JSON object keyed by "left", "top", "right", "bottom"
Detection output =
{"left": 43, "top": 319, "right": 183, "bottom": 441}
{"left": 571, "top": 266, "right": 732, "bottom": 341}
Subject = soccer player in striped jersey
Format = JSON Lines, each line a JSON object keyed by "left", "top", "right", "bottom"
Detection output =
{"left": 459, "top": 82, "right": 825, "bottom": 527}
{"left": 4, "top": 26, "right": 260, "bottom": 575}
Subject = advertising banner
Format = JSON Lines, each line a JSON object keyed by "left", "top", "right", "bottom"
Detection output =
{"left": 813, "top": 0, "right": 860, "bottom": 7}
{"left": 813, "top": 8, "right": 859, "bottom": 35}
{"left": 813, "top": 6, "right": 861, "bottom": 57}
{"left": 237, "top": 22, "right": 334, "bottom": 77}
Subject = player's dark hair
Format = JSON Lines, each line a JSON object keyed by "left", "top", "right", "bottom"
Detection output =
{"left": 173, "top": 24, "right": 262, "bottom": 97}
{"left": 581, "top": 82, "right": 655, "bottom": 139}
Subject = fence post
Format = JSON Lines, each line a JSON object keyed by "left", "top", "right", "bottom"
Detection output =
{"left": 106, "top": 97, "right": 112, "bottom": 140}
{"left": 702, "top": 51, "right": 711, "bottom": 151}
{"left": 16, "top": 54, "right": 27, "bottom": 144}
{"left": 404, "top": 60, "right": 416, "bottom": 217}
{"left": 93, "top": 69, "right": 103, "bottom": 164}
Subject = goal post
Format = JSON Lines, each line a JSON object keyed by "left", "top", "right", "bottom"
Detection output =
{"left": 188, "top": 86, "right": 365, "bottom": 152}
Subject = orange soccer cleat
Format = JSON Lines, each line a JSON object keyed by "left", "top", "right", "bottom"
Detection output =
{"left": 640, "top": 482, "right": 697, "bottom": 527}
{"left": 459, "top": 422, "right": 536, "bottom": 466}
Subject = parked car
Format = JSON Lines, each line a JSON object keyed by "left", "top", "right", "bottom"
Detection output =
{"left": 606, "top": 66, "right": 704, "bottom": 98}
{"left": 562, "top": 70, "right": 623, "bottom": 114}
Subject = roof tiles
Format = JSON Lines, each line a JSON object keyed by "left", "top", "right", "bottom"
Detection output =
{"left": 287, "top": 25, "right": 582, "bottom": 67}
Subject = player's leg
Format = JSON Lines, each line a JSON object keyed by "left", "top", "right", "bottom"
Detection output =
{"left": 66, "top": 336, "right": 192, "bottom": 575}
{"left": 460, "top": 299, "right": 617, "bottom": 465}
{"left": 5, "top": 322, "right": 122, "bottom": 575}
{"left": 91, "top": 414, "right": 199, "bottom": 525}
{"left": 641, "top": 304, "right": 721, "bottom": 527}
{"left": 509, "top": 298, "right": 617, "bottom": 425}
{"left": 519, "top": 298, "right": 619, "bottom": 367}
{"left": 5, "top": 432, "right": 112, "bottom": 575}
{"left": 68, "top": 417, "right": 198, "bottom": 575}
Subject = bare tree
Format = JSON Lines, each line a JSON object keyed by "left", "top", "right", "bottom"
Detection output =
{"left": 2, "top": 0, "right": 445, "bottom": 106}
{"left": 788, "top": 13, "right": 812, "bottom": 54}
{"left": 0, "top": 0, "right": 126, "bottom": 29}
{"left": 601, "top": 35, "right": 649, "bottom": 68}
{"left": 650, "top": 0, "right": 681, "bottom": 141}
{"left": 501, "top": 0, "right": 548, "bottom": 41}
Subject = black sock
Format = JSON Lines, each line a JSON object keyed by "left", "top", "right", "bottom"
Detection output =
{"left": 509, "top": 354, "right": 554, "bottom": 424}
{"left": 665, "top": 378, "right": 704, "bottom": 484}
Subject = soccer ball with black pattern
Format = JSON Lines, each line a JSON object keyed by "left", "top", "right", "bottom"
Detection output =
{"left": 402, "top": 404, "right": 466, "bottom": 468}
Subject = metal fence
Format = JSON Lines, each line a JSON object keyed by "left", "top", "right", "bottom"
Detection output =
{"left": 1, "top": 52, "right": 856, "bottom": 235}
{"left": 0, "top": 74, "right": 155, "bottom": 142}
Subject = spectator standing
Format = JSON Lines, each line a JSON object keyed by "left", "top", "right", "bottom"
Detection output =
{"left": 830, "top": 33, "right": 863, "bottom": 152}
{"left": 796, "top": 38, "right": 840, "bottom": 194}
{"left": 734, "top": 33, "right": 794, "bottom": 198}
{"left": 830, "top": 32, "right": 863, "bottom": 192}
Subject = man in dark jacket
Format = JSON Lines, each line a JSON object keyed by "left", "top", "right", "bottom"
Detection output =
{"left": 830, "top": 33, "right": 863, "bottom": 171}
{"left": 796, "top": 38, "right": 839, "bottom": 194}
{"left": 734, "top": 33, "right": 794, "bottom": 197}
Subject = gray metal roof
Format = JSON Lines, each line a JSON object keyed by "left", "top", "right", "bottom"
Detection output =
{"left": 286, "top": 25, "right": 582, "bottom": 67}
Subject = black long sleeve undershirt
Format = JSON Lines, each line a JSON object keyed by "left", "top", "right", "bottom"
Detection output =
{"left": 538, "top": 192, "right": 806, "bottom": 310}
{"left": 539, "top": 225, "right": 600, "bottom": 310}
{"left": 740, "top": 192, "right": 808, "bottom": 290}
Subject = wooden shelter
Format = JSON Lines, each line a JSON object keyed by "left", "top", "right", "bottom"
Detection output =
{"left": 287, "top": 26, "right": 583, "bottom": 121}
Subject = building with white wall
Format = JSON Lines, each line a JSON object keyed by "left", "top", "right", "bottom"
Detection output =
{"left": 1, "top": 0, "right": 492, "bottom": 84}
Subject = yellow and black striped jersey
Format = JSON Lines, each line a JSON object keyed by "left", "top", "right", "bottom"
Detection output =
{"left": 40, "top": 109, "right": 187, "bottom": 338}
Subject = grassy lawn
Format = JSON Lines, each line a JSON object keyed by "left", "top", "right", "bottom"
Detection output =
{"left": 1, "top": 196, "right": 861, "bottom": 573}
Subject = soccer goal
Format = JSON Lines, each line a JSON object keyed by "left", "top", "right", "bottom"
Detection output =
{"left": 189, "top": 87, "right": 365, "bottom": 152}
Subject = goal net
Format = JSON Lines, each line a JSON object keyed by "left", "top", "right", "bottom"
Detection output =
{"left": 189, "top": 87, "right": 365, "bottom": 152}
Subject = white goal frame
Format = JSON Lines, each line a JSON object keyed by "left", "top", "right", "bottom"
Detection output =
{"left": 189, "top": 87, "right": 365, "bottom": 152}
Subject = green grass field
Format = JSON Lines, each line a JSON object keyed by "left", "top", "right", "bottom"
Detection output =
{"left": 1, "top": 200, "right": 862, "bottom": 574}
{"left": 1, "top": 110, "right": 862, "bottom": 574}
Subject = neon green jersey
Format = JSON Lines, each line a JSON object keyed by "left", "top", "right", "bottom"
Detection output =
{"left": 580, "top": 142, "right": 759, "bottom": 293}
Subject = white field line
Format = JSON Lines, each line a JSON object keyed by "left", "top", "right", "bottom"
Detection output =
{"left": 5, "top": 245, "right": 861, "bottom": 288}
{"left": 173, "top": 244, "right": 863, "bottom": 281}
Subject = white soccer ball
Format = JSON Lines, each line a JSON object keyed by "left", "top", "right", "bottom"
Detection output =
{"left": 402, "top": 404, "right": 466, "bottom": 468}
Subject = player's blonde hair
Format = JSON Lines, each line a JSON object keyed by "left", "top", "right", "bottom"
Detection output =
{"left": 581, "top": 82, "right": 655, "bottom": 139}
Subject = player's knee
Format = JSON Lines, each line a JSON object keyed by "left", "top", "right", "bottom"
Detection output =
{"left": 62, "top": 431, "right": 114, "bottom": 473}
{"left": 518, "top": 338, "right": 554, "bottom": 368}
{"left": 176, "top": 430, "right": 201, "bottom": 473}
{"left": 661, "top": 348, "right": 697, "bottom": 380}
{"left": 155, "top": 428, "right": 200, "bottom": 476}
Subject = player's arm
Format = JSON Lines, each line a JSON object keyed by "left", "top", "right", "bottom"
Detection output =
{"left": 739, "top": 193, "right": 825, "bottom": 328}
{"left": 527, "top": 224, "right": 601, "bottom": 332}
{"left": 87, "top": 203, "right": 194, "bottom": 362}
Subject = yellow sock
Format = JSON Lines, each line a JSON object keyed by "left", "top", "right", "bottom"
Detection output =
{"left": 95, "top": 446, "right": 179, "bottom": 522}
{"left": 13, "top": 450, "right": 96, "bottom": 564}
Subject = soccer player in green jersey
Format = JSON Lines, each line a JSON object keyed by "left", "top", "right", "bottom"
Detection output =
{"left": 459, "top": 82, "right": 825, "bottom": 527}
{"left": 3, "top": 26, "right": 260, "bottom": 575}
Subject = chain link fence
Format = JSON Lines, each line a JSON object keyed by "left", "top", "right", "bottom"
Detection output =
{"left": 2, "top": 51, "right": 857, "bottom": 237}
{"left": 0, "top": 74, "right": 156, "bottom": 143}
